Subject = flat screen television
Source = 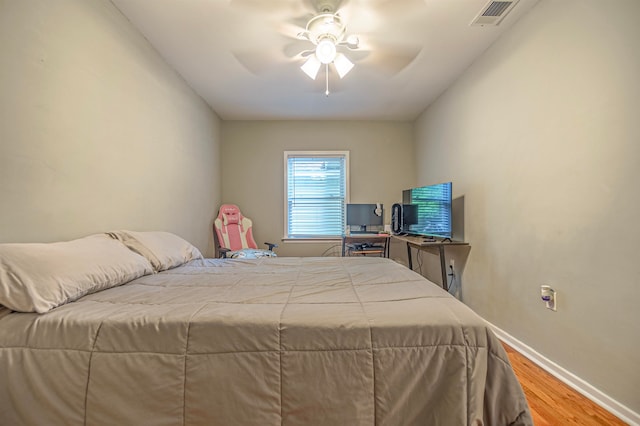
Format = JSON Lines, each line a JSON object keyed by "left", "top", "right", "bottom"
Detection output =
{"left": 346, "top": 203, "right": 383, "bottom": 234}
{"left": 402, "top": 182, "right": 452, "bottom": 238}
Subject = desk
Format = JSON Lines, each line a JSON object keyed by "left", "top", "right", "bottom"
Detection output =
{"left": 342, "top": 234, "right": 390, "bottom": 258}
{"left": 391, "top": 235, "right": 468, "bottom": 291}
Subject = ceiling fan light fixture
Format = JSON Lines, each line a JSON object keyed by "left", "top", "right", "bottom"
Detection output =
{"left": 333, "top": 53, "right": 354, "bottom": 79}
{"left": 315, "top": 38, "right": 337, "bottom": 64}
{"left": 298, "top": 11, "right": 359, "bottom": 94}
{"left": 301, "top": 55, "right": 322, "bottom": 80}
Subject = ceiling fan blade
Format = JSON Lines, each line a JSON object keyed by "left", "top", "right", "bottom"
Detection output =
{"left": 283, "top": 40, "right": 314, "bottom": 58}
{"left": 337, "top": 46, "right": 369, "bottom": 61}
{"left": 229, "top": 0, "right": 312, "bottom": 20}
{"left": 232, "top": 47, "right": 288, "bottom": 76}
{"left": 359, "top": 44, "right": 422, "bottom": 76}
{"left": 335, "top": 39, "right": 420, "bottom": 74}
{"left": 339, "top": 0, "right": 427, "bottom": 33}
{"left": 278, "top": 20, "right": 309, "bottom": 40}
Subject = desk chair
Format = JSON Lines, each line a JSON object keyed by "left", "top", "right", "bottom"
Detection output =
{"left": 214, "top": 204, "right": 277, "bottom": 259}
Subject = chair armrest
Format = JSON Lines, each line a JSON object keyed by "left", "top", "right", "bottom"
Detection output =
{"left": 264, "top": 242, "right": 278, "bottom": 251}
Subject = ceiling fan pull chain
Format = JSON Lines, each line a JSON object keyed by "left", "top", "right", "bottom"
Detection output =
{"left": 325, "top": 64, "right": 330, "bottom": 96}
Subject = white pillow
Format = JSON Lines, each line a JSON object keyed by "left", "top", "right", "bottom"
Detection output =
{"left": 0, "top": 234, "right": 154, "bottom": 313}
{"left": 107, "top": 230, "right": 203, "bottom": 272}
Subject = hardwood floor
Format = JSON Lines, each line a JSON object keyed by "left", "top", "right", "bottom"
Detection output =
{"left": 502, "top": 343, "right": 627, "bottom": 425}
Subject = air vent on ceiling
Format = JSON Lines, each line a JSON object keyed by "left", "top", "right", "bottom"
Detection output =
{"left": 470, "top": 0, "right": 519, "bottom": 26}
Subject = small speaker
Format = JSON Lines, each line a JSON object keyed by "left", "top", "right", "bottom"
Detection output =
{"left": 391, "top": 203, "right": 403, "bottom": 234}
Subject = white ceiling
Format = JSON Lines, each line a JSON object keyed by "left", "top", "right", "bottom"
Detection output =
{"left": 111, "top": 0, "right": 539, "bottom": 121}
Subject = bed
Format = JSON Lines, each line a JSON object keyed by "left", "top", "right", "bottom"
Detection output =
{"left": 0, "top": 231, "right": 532, "bottom": 425}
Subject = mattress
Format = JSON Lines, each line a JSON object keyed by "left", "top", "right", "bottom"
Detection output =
{"left": 0, "top": 256, "right": 532, "bottom": 425}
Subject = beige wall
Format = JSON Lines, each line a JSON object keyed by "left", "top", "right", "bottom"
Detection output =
{"left": 414, "top": 0, "right": 639, "bottom": 415}
{"left": 221, "top": 121, "right": 414, "bottom": 257}
{"left": 0, "top": 0, "right": 222, "bottom": 255}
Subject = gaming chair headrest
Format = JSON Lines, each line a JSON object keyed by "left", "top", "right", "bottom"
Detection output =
{"left": 219, "top": 204, "right": 241, "bottom": 226}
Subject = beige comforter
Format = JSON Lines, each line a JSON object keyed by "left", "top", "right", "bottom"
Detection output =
{"left": 0, "top": 257, "right": 531, "bottom": 425}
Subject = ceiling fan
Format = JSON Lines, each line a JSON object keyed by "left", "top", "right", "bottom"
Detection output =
{"left": 296, "top": 7, "right": 359, "bottom": 95}
{"left": 230, "top": 0, "right": 425, "bottom": 95}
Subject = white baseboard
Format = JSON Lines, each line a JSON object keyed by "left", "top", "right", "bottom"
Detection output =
{"left": 487, "top": 322, "right": 640, "bottom": 426}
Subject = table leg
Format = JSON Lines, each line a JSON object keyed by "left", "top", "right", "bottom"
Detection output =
{"left": 439, "top": 245, "right": 448, "bottom": 291}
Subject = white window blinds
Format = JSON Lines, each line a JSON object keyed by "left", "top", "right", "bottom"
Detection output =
{"left": 285, "top": 152, "right": 349, "bottom": 238}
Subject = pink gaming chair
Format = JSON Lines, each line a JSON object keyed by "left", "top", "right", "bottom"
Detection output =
{"left": 213, "top": 204, "right": 277, "bottom": 258}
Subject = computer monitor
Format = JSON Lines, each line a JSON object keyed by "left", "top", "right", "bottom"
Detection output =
{"left": 346, "top": 204, "right": 383, "bottom": 234}
{"left": 402, "top": 182, "right": 452, "bottom": 238}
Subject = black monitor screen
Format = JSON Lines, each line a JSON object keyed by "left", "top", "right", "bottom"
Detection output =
{"left": 402, "top": 204, "right": 418, "bottom": 228}
{"left": 346, "top": 204, "right": 383, "bottom": 233}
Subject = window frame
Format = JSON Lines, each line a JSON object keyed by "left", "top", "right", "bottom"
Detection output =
{"left": 283, "top": 151, "right": 350, "bottom": 241}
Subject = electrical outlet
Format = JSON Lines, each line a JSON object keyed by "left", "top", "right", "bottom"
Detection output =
{"left": 449, "top": 259, "right": 455, "bottom": 269}
{"left": 541, "top": 285, "right": 557, "bottom": 311}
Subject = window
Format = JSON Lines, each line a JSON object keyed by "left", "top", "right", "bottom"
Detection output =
{"left": 284, "top": 151, "right": 349, "bottom": 239}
